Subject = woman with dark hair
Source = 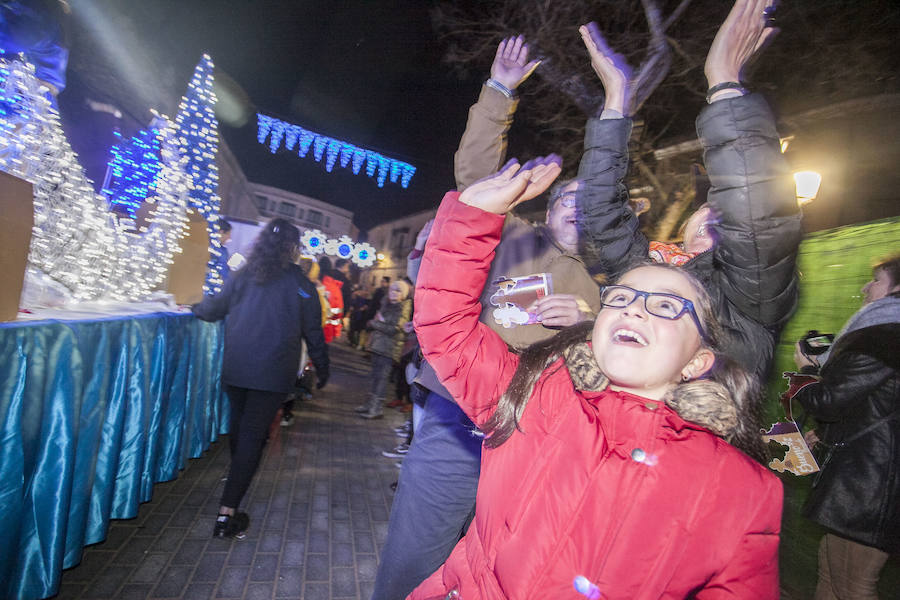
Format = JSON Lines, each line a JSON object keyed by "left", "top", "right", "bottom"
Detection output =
{"left": 410, "top": 156, "right": 781, "bottom": 599}
{"left": 192, "top": 218, "right": 329, "bottom": 539}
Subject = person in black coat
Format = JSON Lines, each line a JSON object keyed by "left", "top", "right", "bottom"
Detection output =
{"left": 794, "top": 254, "right": 900, "bottom": 599}
{"left": 193, "top": 218, "right": 329, "bottom": 539}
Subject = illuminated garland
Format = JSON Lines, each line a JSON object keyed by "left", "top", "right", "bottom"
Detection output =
{"left": 300, "top": 229, "right": 377, "bottom": 268}
{"left": 257, "top": 113, "right": 416, "bottom": 189}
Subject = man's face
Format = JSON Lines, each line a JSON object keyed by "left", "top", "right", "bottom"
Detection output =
{"left": 545, "top": 181, "right": 579, "bottom": 253}
{"left": 862, "top": 268, "right": 899, "bottom": 304}
{"left": 682, "top": 206, "right": 715, "bottom": 254}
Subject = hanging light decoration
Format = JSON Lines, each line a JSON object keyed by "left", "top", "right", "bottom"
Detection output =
{"left": 257, "top": 113, "right": 416, "bottom": 189}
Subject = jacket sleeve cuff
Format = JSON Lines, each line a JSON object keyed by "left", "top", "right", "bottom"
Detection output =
{"left": 696, "top": 93, "right": 780, "bottom": 148}
{"left": 582, "top": 117, "right": 632, "bottom": 154}
{"left": 477, "top": 84, "right": 519, "bottom": 119}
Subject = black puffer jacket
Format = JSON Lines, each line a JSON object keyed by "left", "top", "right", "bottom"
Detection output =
{"left": 192, "top": 264, "right": 329, "bottom": 393}
{"left": 795, "top": 317, "right": 900, "bottom": 553}
{"left": 576, "top": 94, "right": 802, "bottom": 379}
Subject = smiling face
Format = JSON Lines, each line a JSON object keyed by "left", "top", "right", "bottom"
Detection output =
{"left": 591, "top": 265, "right": 715, "bottom": 399}
{"left": 545, "top": 181, "right": 579, "bottom": 253}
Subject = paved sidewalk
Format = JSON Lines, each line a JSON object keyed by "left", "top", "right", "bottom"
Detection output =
{"left": 51, "top": 342, "right": 409, "bottom": 600}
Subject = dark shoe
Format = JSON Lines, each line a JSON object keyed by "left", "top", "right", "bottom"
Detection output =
{"left": 212, "top": 511, "right": 250, "bottom": 540}
{"left": 389, "top": 481, "right": 398, "bottom": 491}
{"left": 280, "top": 414, "right": 295, "bottom": 427}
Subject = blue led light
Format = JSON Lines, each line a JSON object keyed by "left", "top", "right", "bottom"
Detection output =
{"left": 256, "top": 113, "right": 416, "bottom": 188}
{"left": 104, "top": 128, "right": 163, "bottom": 217}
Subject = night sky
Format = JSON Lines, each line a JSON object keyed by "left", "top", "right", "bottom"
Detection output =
{"left": 60, "top": 1, "right": 483, "bottom": 232}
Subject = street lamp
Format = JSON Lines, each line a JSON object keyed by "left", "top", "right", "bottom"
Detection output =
{"left": 793, "top": 171, "right": 822, "bottom": 206}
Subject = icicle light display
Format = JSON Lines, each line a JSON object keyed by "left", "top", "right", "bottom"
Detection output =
{"left": 257, "top": 113, "right": 416, "bottom": 188}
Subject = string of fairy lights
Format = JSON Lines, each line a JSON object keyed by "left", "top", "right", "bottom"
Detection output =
{"left": 0, "top": 50, "right": 382, "bottom": 304}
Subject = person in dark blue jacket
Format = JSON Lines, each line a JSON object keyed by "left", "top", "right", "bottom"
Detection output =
{"left": 193, "top": 218, "right": 329, "bottom": 539}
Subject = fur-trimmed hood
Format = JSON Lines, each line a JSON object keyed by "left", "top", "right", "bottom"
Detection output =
{"left": 562, "top": 341, "right": 738, "bottom": 439}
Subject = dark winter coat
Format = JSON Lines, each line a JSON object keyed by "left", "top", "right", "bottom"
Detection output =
{"left": 192, "top": 264, "right": 329, "bottom": 393}
{"left": 795, "top": 314, "right": 900, "bottom": 553}
{"left": 576, "top": 94, "right": 802, "bottom": 379}
{"left": 368, "top": 297, "right": 412, "bottom": 362}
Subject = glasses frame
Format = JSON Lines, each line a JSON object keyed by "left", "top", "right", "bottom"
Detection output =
{"left": 551, "top": 191, "right": 577, "bottom": 209}
{"left": 599, "top": 284, "right": 709, "bottom": 342}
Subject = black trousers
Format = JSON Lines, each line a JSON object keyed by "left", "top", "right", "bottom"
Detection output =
{"left": 220, "top": 385, "right": 286, "bottom": 509}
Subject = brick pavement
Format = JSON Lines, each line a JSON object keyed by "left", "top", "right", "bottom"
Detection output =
{"left": 51, "top": 342, "right": 408, "bottom": 600}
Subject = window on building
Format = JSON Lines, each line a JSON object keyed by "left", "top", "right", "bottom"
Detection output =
{"left": 254, "top": 194, "right": 268, "bottom": 211}
{"left": 307, "top": 210, "right": 323, "bottom": 226}
{"left": 295, "top": 208, "right": 304, "bottom": 220}
{"left": 278, "top": 202, "right": 296, "bottom": 217}
{"left": 391, "top": 227, "right": 410, "bottom": 251}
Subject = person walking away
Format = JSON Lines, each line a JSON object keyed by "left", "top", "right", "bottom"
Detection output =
{"left": 192, "top": 218, "right": 329, "bottom": 539}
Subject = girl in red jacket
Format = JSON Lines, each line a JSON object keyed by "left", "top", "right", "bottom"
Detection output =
{"left": 411, "top": 153, "right": 782, "bottom": 599}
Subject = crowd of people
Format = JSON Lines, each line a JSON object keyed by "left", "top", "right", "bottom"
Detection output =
{"left": 192, "top": 0, "right": 898, "bottom": 598}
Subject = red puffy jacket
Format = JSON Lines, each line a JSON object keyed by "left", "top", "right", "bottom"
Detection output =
{"left": 411, "top": 193, "right": 782, "bottom": 600}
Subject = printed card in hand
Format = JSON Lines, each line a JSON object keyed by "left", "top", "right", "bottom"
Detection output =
{"left": 489, "top": 273, "right": 552, "bottom": 328}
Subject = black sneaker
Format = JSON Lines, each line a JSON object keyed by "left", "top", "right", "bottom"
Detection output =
{"left": 212, "top": 511, "right": 250, "bottom": 540}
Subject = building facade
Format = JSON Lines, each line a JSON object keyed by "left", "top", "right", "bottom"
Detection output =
{"left": 362, "top": 207, "right": 437, "bottom": 289}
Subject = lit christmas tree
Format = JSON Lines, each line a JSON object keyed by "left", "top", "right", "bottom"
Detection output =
{"left": 174, "top": 54, "right": 225, "bottom": 295}
{"left": 103, "top": 127, "right": 163, "bottom": 218}
{"left": 0, "top": 52, "right": 192, "bottom": 302}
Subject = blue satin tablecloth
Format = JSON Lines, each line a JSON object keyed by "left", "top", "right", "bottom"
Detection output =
{"left": 0, "top": 312, "right": 228, "bottom": 600}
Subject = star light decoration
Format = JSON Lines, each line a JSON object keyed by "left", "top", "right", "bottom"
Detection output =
{"left": 257, "top": 113, "right": 416, "bottom": 189}
{"left": 299, "top": 230, "right": 378, "bottom": 268}
{"left": 0, "top": 51, "right": 193, "bottom": 301}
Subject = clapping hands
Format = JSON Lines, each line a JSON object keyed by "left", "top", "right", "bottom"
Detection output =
{"left": 459, "top": 155, "right": 563, "bottom": 215}
{"left": 579, "top": 22, "right": 633, "bottom": 115}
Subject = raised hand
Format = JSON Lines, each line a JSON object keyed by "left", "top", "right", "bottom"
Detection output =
{"left": 705, "top": 0, "right": 779, "bottom": 88}
{"left": 579, "top": 22, "right": 633, "bottom": 115}
{"left": 490, "top": 35, "right": 541, "bottom": 92}
{"left": 415, "top": 219, "right": 434, "bottom": 250}
{"left": 459, "top": 155, "right": 562, "bottom": 215}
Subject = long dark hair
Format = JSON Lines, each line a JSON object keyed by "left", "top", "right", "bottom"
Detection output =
{"left": 481, "top": 262, "right": 768, "bottom": 463}
{"left": 244, "top": 218, "right": 299, "bottom": 283}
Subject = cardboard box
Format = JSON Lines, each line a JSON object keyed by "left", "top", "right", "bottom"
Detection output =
{"left": 166, "top": 210, "right": 210, "bottom": 305}
{"left": 0, "top": 172, "right": 34, "bottom": 321}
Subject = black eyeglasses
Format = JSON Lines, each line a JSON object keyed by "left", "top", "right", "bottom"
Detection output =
{"left": 599, "top": 285, "right": 708, "bottom": 342}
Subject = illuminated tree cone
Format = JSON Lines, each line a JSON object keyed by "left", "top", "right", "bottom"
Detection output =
{"left": 174, "top": 54, "right": 225, "bottom": 295}
{"left": 0, "top": 54, "right": 192, "bottom": 301}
